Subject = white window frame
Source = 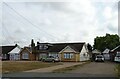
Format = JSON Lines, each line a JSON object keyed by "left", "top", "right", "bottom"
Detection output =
{"left": 39, "top": 45, "right": 42, "bottom": 50}
{"left": 64, "top": 53, "right": 74, "bottom": 59}
{"left": 116, "top": 52, "right": 120, "bottom": 56}
{"left": 22, "top": 52, "right": 29, "bottom": 59}
{"left": 44, "top": 45, "right": 48, "bottom": 49}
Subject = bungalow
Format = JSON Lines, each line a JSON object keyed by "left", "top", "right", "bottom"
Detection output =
{"left": 1, "top": 42, "right": 90, "bottom": 62}
{"left": 102, "top": 48, "right": 110, "bottom": 60}
{"left": 92, "top": 49, "right": 101, "bottom": 61}
{"left": 8, "top": 45, "right": 21, "bottom": 61}
{"left": 110, "top": 45, "right": 120, "bottom": 61}
{"left": 0, "top": 44, "right": 17, "bottom": 60}
{"left": 20, "top": 47, "right": 35, "bottom": 61}
{"left": 92, "top": 49, "right": 101, "bottom": 54}
{"left": 35, "top": 42, "right": 90, "bottom": 62}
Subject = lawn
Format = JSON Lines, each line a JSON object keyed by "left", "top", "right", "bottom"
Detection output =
{"left": 2, "top": 61, "right": 62, "bottom": 73}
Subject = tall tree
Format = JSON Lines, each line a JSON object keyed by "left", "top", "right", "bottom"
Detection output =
{"left": 87, "top": 43, "right": 93, "bottom": 52}
{"left": 31, "top": 39, "right": 35, "bottom": 52}
{"left": 93, "top": 33, "right": 120, "bottom": 52}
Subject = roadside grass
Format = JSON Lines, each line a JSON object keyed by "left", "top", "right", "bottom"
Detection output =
{"left": 0, "top": 61, "right": 2, "bottom": 73}
{"left": 52, "top": 61, "right": 91, "bottom": 73}
{"left": 2, "top": 61, "right": 62, "bottom": 74}
{"left": 116, "top": 64, "right": 120, "bottom": 78}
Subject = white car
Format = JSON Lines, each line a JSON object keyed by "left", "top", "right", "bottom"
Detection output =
{"left": 41, "top": 56, "right": 60, "bottom": 62}
{"left": 95, "top": 55, "right": 104, "bottom": 62}
{"left": 114, "top": 52, "right": 120, "bottom": 63}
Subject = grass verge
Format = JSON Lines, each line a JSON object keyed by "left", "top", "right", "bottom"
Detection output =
{"left": 52, "top": 61, "right": 91, "bottom": 73}
{"left": 116, "top": 64, "right": 120, "bottom": 78}
{"left": 2, "top": 61, "right": 62, "bottom": 74}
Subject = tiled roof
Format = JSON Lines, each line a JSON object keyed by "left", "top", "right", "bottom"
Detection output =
{"left": 0, "top": 45, "right": 17, "bottom": 54}
{"left": 102, "top": 48, "right": 110, "bottom": 54}
{"left": 111, "top": 45, "right": 120, "bottom": 52}
{"left": 92, "top": 49, "right": 101, "bottom": 54}
{"left": 23, "top": 47, "right": 32, "bottom": 52}
{"left": 48, "top": 42, "right": 85, "bottom": 52}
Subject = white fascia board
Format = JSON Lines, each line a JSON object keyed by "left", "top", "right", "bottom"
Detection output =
{"left": 59, "top": 45, "right": 77, "bottom": 54}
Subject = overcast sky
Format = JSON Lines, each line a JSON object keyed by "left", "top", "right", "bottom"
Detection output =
{"left": 1, "top": 0, "right": 119, "bottom": 47}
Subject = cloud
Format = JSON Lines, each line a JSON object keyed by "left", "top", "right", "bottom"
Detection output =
{"left": 103, "top": 6, "right": 112, "bottom": 19}
{"left": 1, "top": 1, "right": 118, "bottom": 47}
{"left": 102, "top": 5, "right": 118, "bottom": 33}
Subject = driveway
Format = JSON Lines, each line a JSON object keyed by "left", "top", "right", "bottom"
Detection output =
{"left": 69, "top": 62, "right": 117, "bottom": 77}
{"left": 24, "top": 62, "right": 84, "bottom": 73}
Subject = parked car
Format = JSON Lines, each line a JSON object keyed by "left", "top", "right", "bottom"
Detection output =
{"left": 41, "top": 56, "right": 60, "bottom": 62}
{"left": 95, "top": 55, "right": 104, "bottom": 62}
{"left": 114, "top": 52, "right": 120, "bottom": 63}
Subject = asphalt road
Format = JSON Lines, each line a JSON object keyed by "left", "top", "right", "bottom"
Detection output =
{"left": 2, "top": 61, "right": 118, "bottom": 78}
{"left": 69, "top": 62, "right": 117, "bottom": 77}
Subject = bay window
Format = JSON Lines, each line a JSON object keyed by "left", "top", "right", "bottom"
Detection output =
{"left": 64, "top": 53, "right": 74, "bottom": 59}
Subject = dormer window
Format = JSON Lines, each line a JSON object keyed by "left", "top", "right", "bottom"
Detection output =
{"left": 38, "top": 45, "right": 48, "bottom": 50}
{"left": 44, "top": 45, "right": 48, "bottom": 49}
{"left": 39, "top": 45, "right": 43, "bottom": 50}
